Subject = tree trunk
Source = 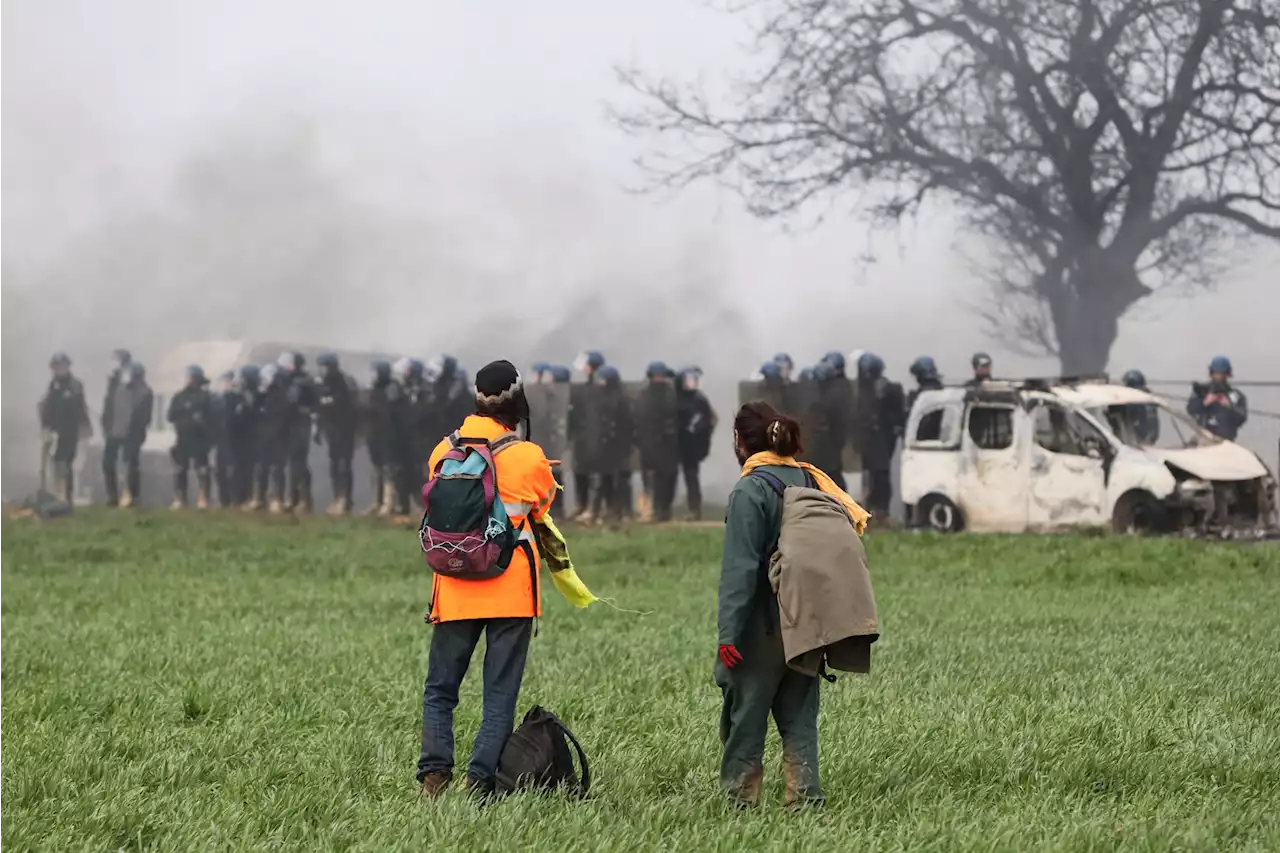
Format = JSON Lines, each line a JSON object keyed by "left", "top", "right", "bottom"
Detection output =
{"left": 1049, "top": 256, "right": 1149, "bottom": 377}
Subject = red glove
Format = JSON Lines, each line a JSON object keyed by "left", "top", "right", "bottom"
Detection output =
{"left": 719, "top": 644, "right": 743, "bottom": 669}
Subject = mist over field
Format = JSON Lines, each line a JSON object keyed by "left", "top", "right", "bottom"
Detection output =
{"left": 4, "top": 0, "right": 1277, "bottom": 498}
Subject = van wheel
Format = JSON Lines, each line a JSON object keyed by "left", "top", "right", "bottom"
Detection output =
{"left": 1112, "top": 491, "right": 1168, "bottom": 535}
{"left": 918, "top": 494, "right": 963, "bottom": 533}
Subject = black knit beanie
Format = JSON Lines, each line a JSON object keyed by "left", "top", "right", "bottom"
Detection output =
{"left": 474, "top": 359, "right": 530, "bottom": 437}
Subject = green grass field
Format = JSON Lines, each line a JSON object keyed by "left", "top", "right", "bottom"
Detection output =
{"left": 3, "top": 512, "right": 1279, "bottom": 852}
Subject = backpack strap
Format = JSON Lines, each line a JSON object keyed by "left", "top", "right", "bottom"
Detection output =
{"left": 750, "top": 470, "right": 787, "bottom": 498}
{"left": 549, "top": 713, "right": 591, "bottom": 797}
{"left": 488, "top": 431, "right": 523, "bottom": 456}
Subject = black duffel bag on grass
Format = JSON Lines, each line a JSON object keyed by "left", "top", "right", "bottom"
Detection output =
{"left": 496, "top": 705, "right": 590, "bottom": 797}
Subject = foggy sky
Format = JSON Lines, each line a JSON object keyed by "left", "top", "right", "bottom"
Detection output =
{"left": 4, "top": 0, "right": 1277, "bottom": 493}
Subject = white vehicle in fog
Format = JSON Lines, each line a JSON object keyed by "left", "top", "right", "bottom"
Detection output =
{"left": 900, "top": 379, "right": 1277, "bottom": 535}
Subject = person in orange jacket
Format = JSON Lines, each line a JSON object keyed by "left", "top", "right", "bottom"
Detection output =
{"left": 416, "top": 359, "right": 594, "bottom": 800}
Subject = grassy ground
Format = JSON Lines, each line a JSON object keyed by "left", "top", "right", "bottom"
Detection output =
{"left": 3, "top": 511, "right": 1279, "bottom": 852}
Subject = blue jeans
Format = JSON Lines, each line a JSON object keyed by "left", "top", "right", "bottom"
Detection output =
{"left": 416, "top": 617, "right": 533, "bottom": 785}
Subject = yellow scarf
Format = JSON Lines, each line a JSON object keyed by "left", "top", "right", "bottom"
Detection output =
{"left": 741, "top": 451, "right": 871, "bottom": 535}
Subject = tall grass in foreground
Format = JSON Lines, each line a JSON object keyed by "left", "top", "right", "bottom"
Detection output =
{"left": 3, "top": 512, "right": 1279, "bottom": 851}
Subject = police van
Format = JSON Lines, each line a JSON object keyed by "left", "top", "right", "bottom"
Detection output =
{"left": 900, "top": 378, "right": 1278, "bottom": 536}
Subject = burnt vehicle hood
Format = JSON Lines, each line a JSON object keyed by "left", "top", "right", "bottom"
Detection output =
{"left": 1144, "top": 442, "right": 1269, "bottom": 482}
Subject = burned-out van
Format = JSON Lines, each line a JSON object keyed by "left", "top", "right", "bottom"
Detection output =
{"left": 900, "top": 380, "right": 1277, "bottom": 536}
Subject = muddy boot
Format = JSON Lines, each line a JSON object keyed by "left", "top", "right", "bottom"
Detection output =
{"left": 636, "top": 488, "right": 654, "bottom": 523}
{"left": 268, "top": 498, "right": 285, "bottom": 514}
{"left": 243, "top": 484, "right": 264, "bottom": 512}
{"left": 196, "top": 468, "right": 211, "bottom": 510}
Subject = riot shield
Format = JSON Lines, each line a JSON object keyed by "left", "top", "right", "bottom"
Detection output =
{"left": 841, "top": 378, "right": 862, "bottom": 472}
{"left": 568, "top": 382, "right": 602, "bottom": 475}
{"left": 526, "top": 383, "right": 571, "bottom": 465}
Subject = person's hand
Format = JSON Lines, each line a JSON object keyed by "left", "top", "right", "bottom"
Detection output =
{"left": 719, "top": 644, "right": 743, "bottom": 669}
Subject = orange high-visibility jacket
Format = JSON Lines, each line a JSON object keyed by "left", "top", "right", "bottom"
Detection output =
{"left": 426, "top": 415, "right": 558, "bottom": 622}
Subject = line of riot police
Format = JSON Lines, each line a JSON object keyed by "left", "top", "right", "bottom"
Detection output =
{"left": 526, "top": 352, "right": 718, "bottom": 524}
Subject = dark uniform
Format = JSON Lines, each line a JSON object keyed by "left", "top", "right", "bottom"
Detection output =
{"left": 397, "top": 358, "right": 431, "bottom": 516}
{"left": 637, "top": 361, "right": 680, "bottom": 522}
{"left": 429, "top": 355, "right": 472, "bottom": 442}
{"left": 259, "top": 364, "right": 291, "bottom": 512}
{"left": 853, "top": 353, "right": 905, "bottom": 516}
{"left": 569, "top": 351, "right": 607, "bottom": 519}
{"left": 167, "top": 366, "right": 215, "bottom": 509}
{"left": 1120, "top": 369, "right": 1160, "bottom": 445}
{"left": 592, "top": 366, "right": 635, "bottom": 522}
{"left": 363, "top": 360, "right": 404, "bottom": 516}
{"left": 227, "top": 365, "right": 262, "bottom": 507}
{"left": 102, "top": 358, "right": 153, "bottom": 508}
{"left": 315, "top": 353, "right": 360, "bottom": 515}
{"left": 1188, "top": 356, "right": 1248, "bottom": 441}
{"left": 810, "top": 360, "right": 851, "bottom": 492}
{"left": 38, "top": 352, "right": 91, "bottom": 502}
{"left": 677, "top": 367, "right": 716, "bottom": 520}
{"left": 966, "top": 351, "right": 993, "bottom": 387}
{"left": 279, "top": 353, "right": 317, "bottom": 513}
{"left": 905, "top": 356, "right": 944, "bottom": 416}
{"left": 211, "top": 371, "right": 236, "bottom": 507}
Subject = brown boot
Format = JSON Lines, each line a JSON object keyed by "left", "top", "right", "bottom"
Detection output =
{"left": 268, "top": 499, "right": 285, "bottom": 515}
{"left": 119, "top": 489, "right": 134, "bottom": 509}
{"left": 420, "top": 771, "right": 453, "bottom": 799}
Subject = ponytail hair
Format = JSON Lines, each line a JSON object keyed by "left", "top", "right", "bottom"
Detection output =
{"left": 735, "top": 401, "right": 804, "bottom": 458}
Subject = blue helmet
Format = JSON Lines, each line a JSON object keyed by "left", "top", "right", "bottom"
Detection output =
{"left": 370, "top": 359, "right": 391, "bottom": 381}
{"left": 239, "top": 364, "right": 261, "bottom": 386}
{"left": 798, "top": 366, "right": 815, "bottom": 382}
{"left": 50, "top": 351, "right": 71, "bottom": 369}
{"left": 597, "top": 365, "right": 621, "bottom": 384}
{"left": 550, "top": 365, "right": 572, "bottom": 383}
{"left": 408, "top": 358, "right": 425, "bottom": 380}
{"left": 531, "top": 361, "right": 550, "bottom": 375}
{"left": 646, "top": 360, "right": 671, "bottom": 379}
{"left": 1122, "top": 369, "right": 1147, "bottom": 388}
{"left": 111, "top": 348, "right": 132, "bottom": 366}
{"left": 822, "top": 350, "right": 846, "bottom": 372}
{"left": 130, "top": 362, "right": 147, "bottom": 381}
{"left": 857, "top": 351, "right": 885, "bottom": 377}
{"left": 773, "top": 352, "right": 794, "bottom": 370}
{"left": 812, "top": 362, "right": 834, "bottom": 382}
{"left": 759, "top": 361, "right": 783, "bottom": 379}
{"left": 972, "top": 351, "right": 993, "bottom": 370}
{"left": 909, "top": 355, "right": 938, "bottom": 380}
{"left": 1208, "top": 355, "right": 1232, "bottom": 375}
{"left": 317, "top": 351, "right": 339, "bottom": 369}
{"left": 219, "top": 369, "right": 235, "bottom": 382}
{"left": 185, "top": 364, "right": 206, "bottom": 384}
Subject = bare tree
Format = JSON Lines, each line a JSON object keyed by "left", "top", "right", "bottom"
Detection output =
{"left": 614, "top": 0, "right": 1280, "bottom": 373}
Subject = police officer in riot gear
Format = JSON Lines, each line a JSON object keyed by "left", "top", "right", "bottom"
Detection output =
{"left": 593, "top": 365, "right": 635, "bottom": 523}
{"left": 102, "top": 356, "right": 153, "bottom": 507}
{"left": 569, "top": 350, "right": 607, "bottom": 520}
{"left": 1120, "top": 369, "right": 1161, "bottom": 445}
{"left": 226, "top": 364, "right": 262, "bottom": 507}
{"left": 396, "top": 357, "right": 430, "bottom": 516}
{"left": 773, "top": 352, "right": 795, "bottom": 382}
{"left": 100, "top": 349, "right": 132, "bottom": 506}
{"left": 167, "top": 365, "right": 216, "bottom": 509}
{"left": 363, "top": 359, "right": 404, "bottom": 516}
{"left": 211, "top": 370, "right": 237, "bottom": 507}
{"left": 428, "top": 354, "right": 472, "bottom": 441}
{"left": 967, "top": 352, "right": 993, "bottom": 387}
{"left": 1188, "top": 356, "right": 1248, "bottom": 440}
{"left": 276, "top": 352, "right": 316, "bottom": 513}
{"left": 853, "top": 352, "right": 905, "bottom": 517}
{"left": 906, "top": 356, "right": 944, "bottom": 415}
{"left": 39, "top": 352, "right": 91, "bottom": 502}
{"left": 315, "top": 352, "right": 360, "bottom": 515}
{"left": 811, "top": 353, "right": 851, "bottom": 491}
{"left": 637, "top": 360, "right": 679, "bottom": 522}
{"left": 676, "top": 366, "right": 716, "bottom": 520}
{"left": 258, "top": 362, "right": 290, "bottom": 513}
